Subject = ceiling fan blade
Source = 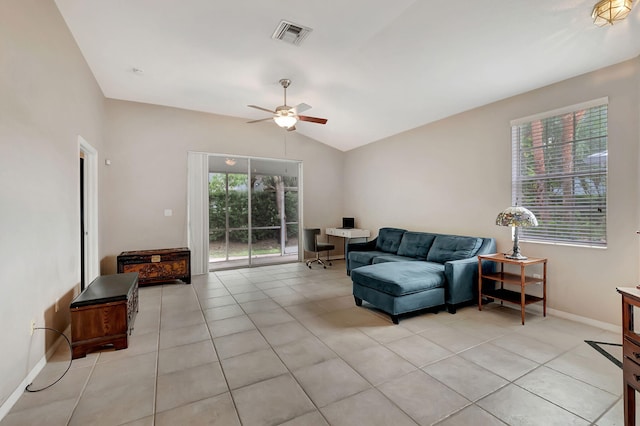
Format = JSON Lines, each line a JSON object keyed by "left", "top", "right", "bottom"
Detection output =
{"left": 248, "top": 104, "right": 276, "bottom": 114}
{"left": 293, "top": 103, "right": 312, "bottom": 114}
{"left": 298, "top": 115, "right": 328, "bottom": 124}
{"left": 247, "top": 117, "right": 273, "bottom": 124}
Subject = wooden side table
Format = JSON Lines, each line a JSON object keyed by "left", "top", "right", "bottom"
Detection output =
{"left": 478, "top": 253, "right": 547, "bottom": 325}
{"left": 617, "top": 287, "right": 640, "bottom": 426}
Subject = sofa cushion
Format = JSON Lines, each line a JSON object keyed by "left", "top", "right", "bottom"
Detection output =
{"left": 349, "top": 250, "right": 388, "bottom": 266}
{"left": 397, "top": 232, "right": 436, "bottom": 260}
{"left": 426, "top": 235, "right": 483, "bottom": 263}
{"left": 374, "top": 228, "right": 406, "bottom": 254}
{"left": 351, "top": 262, "right": 445, "bottom": 297}
{"left": 372, "top": 255, "right": 420, "bottom": 264}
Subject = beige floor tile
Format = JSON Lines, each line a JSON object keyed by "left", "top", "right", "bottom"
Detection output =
{"left": 197, "top": 288, "right": 231, "bottom": 300}
{"left": 249, "top": 307, "right": 296, "bottom": 327}
{"left": 418, "top": 321, "right": 487, "bottom": 353}
{"left": 221, "top": 348, "right": 288, "bottom": 389}
{"left": 156, "top": 362, "right": 228, "bottom": 413}
{"left": 284, "top": 301, "right": 329, "bottom": 319}
{"left": 477, "top": 384, "right": 590, "bottom": 425}
{"left": 423, "top": 355, "right": 508, "bottom": 401}
{"left": 120, "top": 415, "right": 154, "bottom": 426}
{"left": 272, "top": 293, "right": 312, "bottom": 306}
{"left": 158, "top": 339, "right": 218, "bottom": 375}
{"left": 10, "top": 365, "right": 91, "bottom": 412}
{"left": 516, "top": 366, "right": 618, "bottom": 421}
{"left": 208, "top": 314, "right": 256, "bottom": 338}
{"left": 260, "top": 321, "right": 313, "bottom": 346}
{"left": 458, "top": 342, "right": 538, "bottom": 381}
{"left": 490, "top": 332, "right": 566, "bottom": 363}
{"left": 278, "top": 410, "right": 329, "bottom": 426}
{"left": 85, "top": 352, "right": 157, "bottom": 395}
{"left": 319, "top": 329, "right": 379, "bottom": 357}
{"left": 545, "top": 342, "right": 622, "bottom": 395}
{"left": 155, "top": 392, "right": 241, "bottom": 426}
{"left": 342, "top": 345, "right": 416, "bottom": 386}
{"left": 273, "top": 336, "right": 338, "bottom": 370}
{"left": 436, "top": 404, "right": 507, "bottom": 426}
{"left": 2, "top": 398, "right": 77, "bottom": 426}
{"left": 595, "top": 397, "right": 640, "bottom": 425}
{"left": 94, "top": 330, "right": 159, "bottom": 363}
{"left": 233, "top": 290, "right": 268, "bottom": 303}
{"left": 293, "top": 358, "right": 370, "bottom": 407}
{"left": 160, "top": 308, "right": 206, "bottom": 330}
{"left": 386, "top": 334, "right": 453, "bottom": 367}
{"left": 232, "top": 374, "right": 315, "bottom": 426}
{"left": 203, "top": 304, "right": 245, "bottom": 321}
{"left": 379, "top": 370, "right": 470, "bottom": 425}
{"left": 199, "top": 295, "right": 236, "bottom": 309}
{"left": 226, "top": 283, "right": 261, "bottom": 294}
{"left": 240, "top": 298, "right": 281, "bottom": 314}
{"left": 159, "top": 322, "right": 210, "bottom": 349}
{"left": 213, "top": 329, "right": 270, "bottom": 359}
{"left": 320, "top": 388, "right": 418, "bottom": 426}
{"left": 358, "top": 323, "right": 414, "bottom": 344}
{"left": 70, "top": 380, "right": 155, "bottom": 425}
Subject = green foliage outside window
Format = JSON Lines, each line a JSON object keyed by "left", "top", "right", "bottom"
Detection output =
{"left": 513, "top": 103, "right": 607, "bottom": 246}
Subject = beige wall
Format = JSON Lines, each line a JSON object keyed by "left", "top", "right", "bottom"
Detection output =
{"left": 100, "top": 100, "right": 345, "bottom": 272}
{"left": 344, "top": 57, "right": 640, "bottom": 326}
{"left": 0, "top": 0, "right": 105, "bottom": 407}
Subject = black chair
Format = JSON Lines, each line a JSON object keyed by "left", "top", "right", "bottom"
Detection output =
{"left": 303, "top": 228, "right": 335, "bottom": 269}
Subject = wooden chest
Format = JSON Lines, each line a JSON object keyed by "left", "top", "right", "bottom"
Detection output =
{"left": 117, "top": 247, "right": 191, "bottom": 285}
{"left": 70, "top": 272, "right": 138, "bottom": 359}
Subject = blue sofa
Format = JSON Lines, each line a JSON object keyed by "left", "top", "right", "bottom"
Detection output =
{"left": 348, "top": 227, "right": 496, "bottom": 323}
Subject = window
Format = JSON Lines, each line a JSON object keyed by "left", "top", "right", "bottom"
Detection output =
{"left": 510, "top": 98, "right": 608, "bottom": 247}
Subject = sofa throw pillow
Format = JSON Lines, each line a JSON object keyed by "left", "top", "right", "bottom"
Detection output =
{"left": 397, "top": 232, "right": 436, "bottom": 259}
{"left": 374, "top": 228, "right": 406, "bottom": 254}
{"left": 426, "top": 235, "right": 483, "bottom": 263}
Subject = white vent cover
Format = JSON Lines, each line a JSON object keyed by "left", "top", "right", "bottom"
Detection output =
{"left": 272, "top": 20, "right": 312, "bottom": 46}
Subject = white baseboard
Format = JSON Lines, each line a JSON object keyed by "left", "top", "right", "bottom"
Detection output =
{"left": 0, "top": 328, "right": 70, "bottom": 421}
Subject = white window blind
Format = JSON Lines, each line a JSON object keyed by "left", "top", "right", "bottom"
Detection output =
{"left": 511, "top": 99, "right": 608, "bottom": 247}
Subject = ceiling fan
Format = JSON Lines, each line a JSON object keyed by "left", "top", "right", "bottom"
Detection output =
{"left": 247, "top": 79, "right": 327, "bottom": 131}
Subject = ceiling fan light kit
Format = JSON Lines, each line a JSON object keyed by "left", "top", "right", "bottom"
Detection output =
{"left": 247, "top": 79, "right": 327, "bottom": 131}
{"left": 592, "top": 0, "right": 634, "bottom": 26}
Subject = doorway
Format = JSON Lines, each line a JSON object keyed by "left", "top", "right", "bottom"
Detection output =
{"left": 207, "top": 155, "right": 301, "bottom": 270}
{"left": 79, "top": 137, "right": 98, "bottom": 289}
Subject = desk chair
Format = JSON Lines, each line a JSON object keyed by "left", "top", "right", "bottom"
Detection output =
{"left": 303, "top": 228, "right": 335, "bottom": 269}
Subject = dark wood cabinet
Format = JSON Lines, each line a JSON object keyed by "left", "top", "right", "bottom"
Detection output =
{"left": 70, "top": 273, "right": 138, "bottom": 359}
{"left": 617, "top": 287, "right": 640, "bottom": 426}
{"left": 117, "top": 247, "right": 191, "bottom": 285}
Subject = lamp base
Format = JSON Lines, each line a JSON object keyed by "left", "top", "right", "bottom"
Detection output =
{"left": 505, "top": 252, "right": 528, "bottom": 260}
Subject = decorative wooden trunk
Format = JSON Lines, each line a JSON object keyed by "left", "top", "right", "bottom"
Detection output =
{"left": 70, "top": 272, "right": 138, "bottom": 359}
{"left": 117, "top": 247, "right": 191, "bottom": 285}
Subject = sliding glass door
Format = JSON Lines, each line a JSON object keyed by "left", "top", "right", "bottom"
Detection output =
{"left": 208, "top": 155, "right": 301, "bottom": 269}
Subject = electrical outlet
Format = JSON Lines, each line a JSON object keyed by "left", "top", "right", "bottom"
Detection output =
{"left": 55, "top": 298, "right": 59, "bottom": 313}
{"left": 30, "top": 320, "right": 36, "bottom": 336}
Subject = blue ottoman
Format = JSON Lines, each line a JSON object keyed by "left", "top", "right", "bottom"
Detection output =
{"left": 351, "top": 261, "right": 446, "bottom": 324}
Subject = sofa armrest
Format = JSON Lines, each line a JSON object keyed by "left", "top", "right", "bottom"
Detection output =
{"left": 444, "top": 256, "right": 480, "bottom": 306}
{"left": 345, "top": 238, "right": 378, "bottom": 274}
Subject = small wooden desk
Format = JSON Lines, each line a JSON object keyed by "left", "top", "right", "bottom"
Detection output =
{"left": 478, "top": 253, "right": 547, "bottom": 325}
{"left": 617, "top": 287, "right": 640, "bottom": 426}
{"left": 326, "top": 228, "right": 370, "bottom": 259}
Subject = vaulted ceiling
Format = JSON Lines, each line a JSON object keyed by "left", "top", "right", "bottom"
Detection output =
{"left": 55, "top": 0, "right": 640, "bottom": 151}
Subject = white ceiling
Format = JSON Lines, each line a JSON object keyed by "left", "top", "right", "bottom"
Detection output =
{"left": 54, "top": 0, "right": 640, "bottom": 152}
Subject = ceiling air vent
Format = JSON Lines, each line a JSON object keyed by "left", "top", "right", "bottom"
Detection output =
{"left": 272, "top": 20, "right": 312, "bottom": 46}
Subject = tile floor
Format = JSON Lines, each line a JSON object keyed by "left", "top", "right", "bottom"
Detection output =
{"left": 1, "top": 260, "right": 632, "bottom": 426}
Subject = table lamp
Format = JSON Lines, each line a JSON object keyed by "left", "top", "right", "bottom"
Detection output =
{"left": 496, "top": 206, "right": 538, "bottom": 260}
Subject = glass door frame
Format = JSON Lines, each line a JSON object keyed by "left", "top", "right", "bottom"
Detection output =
{"left": 208, "top": 154, "right": 302, "bottom": 269}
